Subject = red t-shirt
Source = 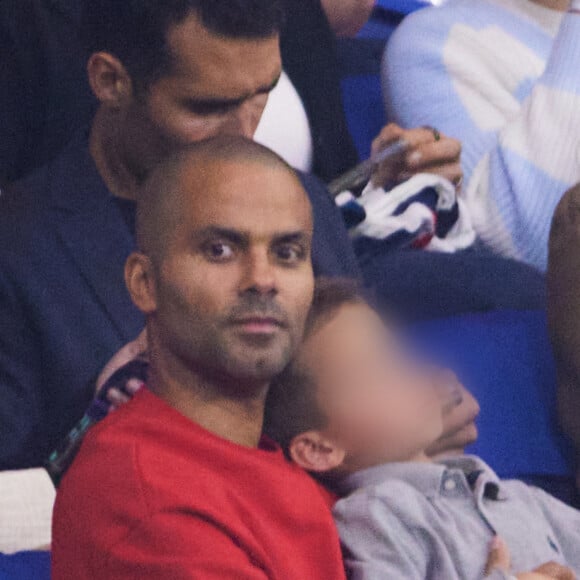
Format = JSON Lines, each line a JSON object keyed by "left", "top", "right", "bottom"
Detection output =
{"left": 52, "top": 388, "right": 346, "bottom": 579}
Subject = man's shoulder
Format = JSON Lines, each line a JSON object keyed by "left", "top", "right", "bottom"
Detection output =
{"left": 0, "top": 171, "right": 56, "bottom": 272}
{"left": 0, "top": 165, "right": 53, "bottom": 220}
{"left": 389, "top": 0, "right": 500, "bottom": 52}
{"left": 391, "top": 1, "right": 464, "bottom": 37}
{"left": 0, "top": 146, "right": 73, "bottom": 232}
{"left": 0, "top": 134, "right": 102, "bottom": 252}
{"left": 67, "top": 392, "right": 232, "bottom": 501}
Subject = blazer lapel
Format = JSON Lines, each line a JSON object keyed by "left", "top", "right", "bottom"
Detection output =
{"left": 49, "top": 133, "right": 144, "bottom": 342}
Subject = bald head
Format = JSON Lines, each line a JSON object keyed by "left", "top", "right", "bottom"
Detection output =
{"left": 126, "top": 135, "right": 315, "bottom": 392}
{"left": 136, "top": 136, "right": 307, "bottom": 262}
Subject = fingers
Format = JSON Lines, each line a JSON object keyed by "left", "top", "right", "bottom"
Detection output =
{"left": 371, "top": 123, "right": 462, "bottom": 189}
{"left": 106, "top": 388, "right": 131, "bottom": 411}
{"left": 125, "top": 378, "right": 144, "bottom": 396}
{"left": 96, "top": 329, "right": 149, "bottom": 393}
{"left": 426, "top": 377, "right": 480, "bottom": 458}
{"left": 105, "top": 380, "right": 145, "bottom": 413}
{"left": 533, "top": 562, "right": 576, "bottom": 580}
{"left": 427, "top": 413, "right": 479, "bottom": 457}
{"left": 371, "top": 123, "right": 406, "bottom": 157}
{"left": 484, "top": 543, "right": 569, "bottom": 580}
{"left": 401, "top": 138, "right": 462, "bottom": 188}
{"left": 445, "top": 388, "right": 481, "bottom": 428}
{"left": 433, "top": 372, "right": 481, "bottom": 428}
{"left": 485, "top": 536, "right": 511, "bottom": 576}
{"left": 426, "top": 423, "right": 479, "bottom": 459}
{"left": 483, "top": 540, "right": 574, "bottom": 580}
{"left": 406, "top": 137, "right": 462, "bottom": 171}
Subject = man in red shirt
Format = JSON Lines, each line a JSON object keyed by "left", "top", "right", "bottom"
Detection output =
{"left": 52, "top": 137, "right": 346, "bottom": 579}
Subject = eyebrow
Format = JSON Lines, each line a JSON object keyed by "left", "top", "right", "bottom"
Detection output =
{"left": 271, "top": 232, "right": 311, "bottom": 246}
{"left": 195, "top": 227, "right": 247, "bottom": 246}
{"left": 185, "top": 73, "right": 282, "bottom": 111}
{"left": 194, "top": 227, "right": 310, "bottom": 246}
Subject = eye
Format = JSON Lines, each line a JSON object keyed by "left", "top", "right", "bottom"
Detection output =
{"left": 186, "top": 100, "right": 238, "bottom": 117}
{"left": 274, "top": 244, "right": 306, "bottom": 265}
{"left": 203, "top": 242, "right": 235, "bottom": 262}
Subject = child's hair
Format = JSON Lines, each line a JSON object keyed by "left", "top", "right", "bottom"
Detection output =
{"left": 263, "top": 277, "right": 367, "bottom": 456}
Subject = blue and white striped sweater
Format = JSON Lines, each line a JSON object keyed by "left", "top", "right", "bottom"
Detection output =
{"left": 383, "top": 0, "right": 580, "bottom": 270}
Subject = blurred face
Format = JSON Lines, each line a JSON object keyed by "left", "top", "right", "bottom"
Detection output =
{"left": 301, "top": 303, "right": 444, "bottom": 471}
{"left": 121, "top": 14, "right": 282, "bottom": 177}
{"left": 150, "top": 159, "right": 314, "bottom": 388}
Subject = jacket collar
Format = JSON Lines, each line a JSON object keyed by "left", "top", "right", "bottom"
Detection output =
{"left": 49, "top": 130, "right": 144, "bottom": 341}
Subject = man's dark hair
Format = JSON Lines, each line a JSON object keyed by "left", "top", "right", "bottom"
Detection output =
{"left": 263, "top": 278, "right": 367, "bottom": 456}
{"left": 81, "top": 0, "right": 285, "bottom": 88}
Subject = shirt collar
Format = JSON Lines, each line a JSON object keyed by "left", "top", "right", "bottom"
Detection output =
{"left": 338, "top": 455, "right": 507, "bottom": 499}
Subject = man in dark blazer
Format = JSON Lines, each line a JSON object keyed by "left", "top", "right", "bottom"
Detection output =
{"left": 0, "top": 0, "right": 358, "bottom": 187}
{"left": 0, "top": 0, "right": 363, "bottom": 470}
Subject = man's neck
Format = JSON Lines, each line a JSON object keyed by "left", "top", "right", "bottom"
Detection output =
{"left": 147, "top": 345, "right": 269, "bottom": 449}
{"left": 89, "top": 110, "right": 141, "bottom": 201}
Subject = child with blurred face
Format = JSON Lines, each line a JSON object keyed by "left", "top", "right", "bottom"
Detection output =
{"left": 264, "top": 279, "right": 580, "bottom": 580}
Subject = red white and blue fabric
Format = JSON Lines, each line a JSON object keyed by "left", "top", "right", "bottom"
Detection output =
{"left": 336, "top": 174, "right": 476, "bottom": 256}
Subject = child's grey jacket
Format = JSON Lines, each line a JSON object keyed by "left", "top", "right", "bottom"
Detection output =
{"left": 334, "top": 456, "right": 580, "bottom": 580}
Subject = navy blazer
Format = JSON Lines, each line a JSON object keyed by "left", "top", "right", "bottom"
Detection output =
{"left": 0, "top": 133, "right": 360, "bottom": 470}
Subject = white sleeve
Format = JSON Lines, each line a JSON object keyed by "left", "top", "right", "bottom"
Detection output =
{"left": 0, "top": 469, "right": 55, "bottom": 554}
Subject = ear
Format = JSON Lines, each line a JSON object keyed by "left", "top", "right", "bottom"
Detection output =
{"left": 125, "top": 252, "right": 158, "bottom": 315}
{"left": 289, "top": 431, "right": 346, "bottom": 474}
{"left": 87, "top": 52, "right": 134, "bottom": 108}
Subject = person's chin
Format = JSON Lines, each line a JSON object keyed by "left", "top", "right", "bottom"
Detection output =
{"left": 227, "top": 343, "right": 293, "bottom": 381}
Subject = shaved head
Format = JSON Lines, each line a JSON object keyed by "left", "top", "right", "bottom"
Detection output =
{"left": 136, "top": 136, "right": 303, "bottom": 263}
{"left": 125, "top": 134, "right": 314, "bottom": 389}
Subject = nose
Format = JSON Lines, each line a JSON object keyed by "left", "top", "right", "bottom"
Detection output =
{"left": 240, "top": 250, "right": 278, "bottom": 296}
{"left": 225, "top": 98, "right": 266, "bottom": 139}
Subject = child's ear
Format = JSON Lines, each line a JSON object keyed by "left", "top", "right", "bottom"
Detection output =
{"left": 289, "top": 431, "right": 346, "bottom": 474}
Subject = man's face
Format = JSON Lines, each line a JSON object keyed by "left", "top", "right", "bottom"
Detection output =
{"left": 301, "top": 303, "right": 444, "bottom": 469}
{"left": 151, "top": 159, "right": 314, "bottom": 388}
{"left": 121, "top": 14, "right": 282, "bottom": 177}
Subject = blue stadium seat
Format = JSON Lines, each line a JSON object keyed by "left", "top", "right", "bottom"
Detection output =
{"left": 0, "top": 552, "right": 50, "bottom": 580}
{"left": 408, "top": 310, "right": 575, "bottom": 481}
{"left": 337, "top": 1, "right": 428, "bottom": 158}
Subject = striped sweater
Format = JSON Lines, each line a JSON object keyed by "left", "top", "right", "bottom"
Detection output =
{"left": 383, "top": 0, "right": 580, "bottom": 270}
